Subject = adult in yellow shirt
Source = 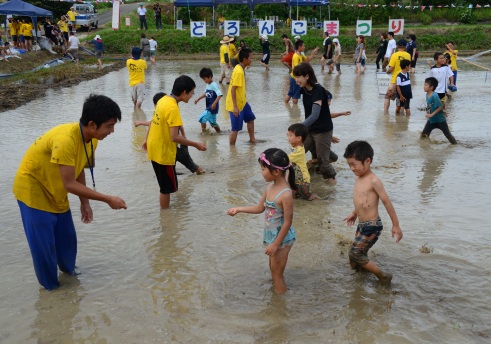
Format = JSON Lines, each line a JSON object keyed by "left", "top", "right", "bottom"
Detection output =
{"left": 126, "top": 47, "right": 147, "bottom": 109}
{"left": 144, "top": 76, "right": 206, "bottom": 209}
{"left": 385, "top": 39, "right": 411, "bottom": 113}
{"left": 58, "top": 16, "right": 70, "bottom": 47}
{"left": 226, "top": 48, "right": 256, "bottom": 145}
{"left": 8, "top": 18, "right": 19, "bottom": 48}
{"left": 219, "top": 35, "right": 231, "bottom": 84}
{"left": 228, "top": 36, "right": 237, "bottom": 66}
{"left": 285, "top": 39, "right": 318, "bottom": 105}
{"left": 445, "top": 41, "right": 458, "bottom": 86}
{"left": 67, "top": 7, "right": 78, "bottom": 32}
{"left": 12, "top": 94, "right": 127, "bottom": 291}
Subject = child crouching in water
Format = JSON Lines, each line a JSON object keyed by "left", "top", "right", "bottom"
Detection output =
{"left": 227, "top": 148, "right": 297, "bottom": 293}
{"left": 343, "top": 141, "right": 403, "bottom": 286}
{"left": 287, "top": 123, "right": 319, "bottom": 200}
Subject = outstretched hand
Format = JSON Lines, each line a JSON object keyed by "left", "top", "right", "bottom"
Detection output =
{"left": 344, "top": 213, "right": 357, "bottom": 226}
{"left": 227, "top": 208, "right": 239, "bottom": 216}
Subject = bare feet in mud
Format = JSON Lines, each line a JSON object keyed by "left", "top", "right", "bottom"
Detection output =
{"left": 379, "top": 272, "right": 393, "bottom": 286}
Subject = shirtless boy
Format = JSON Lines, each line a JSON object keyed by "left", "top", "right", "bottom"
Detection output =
{"left": 343, "top": 141, "right": 403, "bottom": 285}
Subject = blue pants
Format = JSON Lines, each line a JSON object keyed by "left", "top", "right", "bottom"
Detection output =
{"left": 18, "top": 201, "right": 77, "bottom": 290}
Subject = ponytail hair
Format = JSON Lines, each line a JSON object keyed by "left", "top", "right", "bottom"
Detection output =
{"left": 258, "top": 148, "right": 298, "bottom": 191}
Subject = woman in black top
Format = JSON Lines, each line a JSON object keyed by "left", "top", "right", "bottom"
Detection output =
{"left": 376, "top": 33, "right": 388, "bottom": 71}
{"left": 292, "top": 62, "right": 351, "bottom": 181}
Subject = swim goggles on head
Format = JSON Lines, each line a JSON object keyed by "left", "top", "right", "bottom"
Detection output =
{"left": 259, "top": 152, "right": 291, "bottom": 171}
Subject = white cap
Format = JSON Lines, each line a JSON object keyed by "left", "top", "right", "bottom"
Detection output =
{"left": 261, "top": 34, "right": 268, "bottom": 40}
{"left": 294, "top": 35, "right": 301, "bottom": 40}
{"left": 333, "top": 38, "right": 339, "bottom": 44}
{"left": 95, "top": 35, "right": 101, "bottom": 40}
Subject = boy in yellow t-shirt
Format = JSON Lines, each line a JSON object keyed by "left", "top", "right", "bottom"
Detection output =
{"left": 287, "top": 123, "right": 319, "bottom": 200}
{"left": 21, "top": 19, "right": 33, "bottom": 51}
{"left": 143, "top": 75, "right": 207, "bottom": 209}
{"left": 126, "top": 47, "right": 147, "bottom": 109}
{"left": 12, "top": 94, "right": 127, "bottom": 291}
{"left": 219, "top": 35, "right": 231, "bottom": 84}
{"left": 226, "top": 48, "right": 256, "bottom": 145}
{"left": 384, "top": 39, "right": 411, "bottom": 113}
{"left": 445, "top": 41, "right": 459, "bottom": 86}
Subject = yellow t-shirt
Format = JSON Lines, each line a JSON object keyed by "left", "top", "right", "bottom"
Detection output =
{"left": 219, "top": 43, "right": 229, "bottom": 64}
{"left": 229, "top": 43, "right": 237, "bottom": 60}
{"left": 288, "top": 145, "right": 310, "bottom": 183}
{"left": 445, "top": 49, "right": 458, "bottom": 71}
{"left": 147, "top": 96, "right": 183, "bottom": 165}
{"left": 388, "top": 51, "right": 411, "bottom": 84}
{"left": 126, "top": 58, "right": 147, "bottom": 86}
{"left": 226, "top": 64, "right": 246, "bottom": 112}
{"left": 13, "top": 123, "right": 98, "bottom": 213}
{"left": 8, "top": 22, "right": 17, "bottom": 36}
{"left": 58, "top": 20, "right": 68, "bottom": 33}
{"left": 67, "top": 10, "right": 77, "bottom": 22}
{"left": 291, "top": 52, "right": 307, "bottom": 79}
{"left": 22, "top": 23, "right": 32, "bottom": 37}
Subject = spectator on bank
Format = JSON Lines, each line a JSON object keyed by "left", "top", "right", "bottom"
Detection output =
{"left": 137, "top": 3, "right": 148, "bottom": 30}
{"left": 153, "top": 3, "right": 162, "bottom": 30}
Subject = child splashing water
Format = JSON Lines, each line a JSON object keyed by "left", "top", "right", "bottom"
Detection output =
{"left": 227, "top": 148, "right": 297, "bottom": 293}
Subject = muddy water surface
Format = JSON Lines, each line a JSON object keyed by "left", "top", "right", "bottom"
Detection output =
{"left": 1, "top": 59, "right": 490, "bottom": 343}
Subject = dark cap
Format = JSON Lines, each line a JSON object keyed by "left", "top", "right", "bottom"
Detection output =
{"left": 131, "top": 47, "right": 141, "bottom": 58}
{"left": 397, "top": 39, "right": 407, "bottom": 46}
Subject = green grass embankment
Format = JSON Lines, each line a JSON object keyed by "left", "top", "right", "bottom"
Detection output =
{"left": 95, "top": 22, "right": 491, "bottom": 56}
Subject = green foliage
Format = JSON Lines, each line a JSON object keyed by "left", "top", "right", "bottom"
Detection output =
{"left": 459, "top": 9, "right": 474, "bottom": 24}
{"left": 419, "top": 13, "right": 433, "bottom": 25}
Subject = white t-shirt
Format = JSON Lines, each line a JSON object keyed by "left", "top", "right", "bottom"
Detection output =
{"left": 149, "top": 39, "right": 157, "bottom": 51}
{"left": 428, "top": 65, "right": 454, "bottom": 93}
{"left": 68, "top": 35, "right": 80, "bottom": 49}
{"left": 137, "top": 7, "right": 147, "bottom": 16}
{"left": 385, "top": 39, "right": 396, "bottom": 58}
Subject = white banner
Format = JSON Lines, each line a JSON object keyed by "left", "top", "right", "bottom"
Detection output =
{"left": 176, "top": 20, "right": 182, "bottom": 30}
{"left": 323, "top": 21, "right": 339, "bottom": 37}
{"left": 258, "top": 20, "right": 274, "bottom": 37}
{"left": 356, "top": 20, "right": 372, "bottom": 36}
{"left": 190, "top": 21, "right": 206, "bottom": 37}
{"left": 224, "top": 20, "right": 240, "bottom": 37}
{"left": 389, "top": 19, "right": 405, "bottom": 35}
{"left": 111, "top": 0, "right": 120, "bottom": 30}
{"left": 291, "top": 20, "right": 307, "bottom": 36}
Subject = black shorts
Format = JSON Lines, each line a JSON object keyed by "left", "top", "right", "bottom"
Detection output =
{"left": 261, "top": 53, "right": 270, "bottom": 64}
{"left": 151, "top": 161, "right": 178, "bottom": 194}
{"left": 396, "top": 98, "right": 411, "bottom": 109}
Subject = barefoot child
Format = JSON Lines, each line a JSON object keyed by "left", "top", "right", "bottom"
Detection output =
{"left": 194, "top": 68, "right": 222, "bottom": 133}
{"left": 343, "top": 141, "right": 403, "bottom": 285}
{"left": 420, "top": 77, "right": 457, "bottom": 144}
{"left": 135, "top": 92, "right": 206, "bottom": 175}
{"left": 395, "top": 59, "right": 412, "bottom": 116}
{"left": 143, "top": 76, "right": 207, "bottom": 209}
{"left": 227, "top": 148, "right": 297, "bottom": 293}
{"left": 287, "top": 124, "right": 319, "bottom": 200}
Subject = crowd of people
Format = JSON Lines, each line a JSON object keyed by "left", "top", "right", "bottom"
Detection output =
{"left": 12, "top": 17, "right": 463, "bottom": 294}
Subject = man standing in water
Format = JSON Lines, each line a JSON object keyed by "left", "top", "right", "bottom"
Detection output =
{"left": 13, "top": 94, "right": 127, "bottom": 291}
{"left": 226, "top": 48, "right": 257, "bottom": 145}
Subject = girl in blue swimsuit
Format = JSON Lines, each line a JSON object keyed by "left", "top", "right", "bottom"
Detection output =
{"left": 227, "top": 148, "right": 297, "bottom": 293}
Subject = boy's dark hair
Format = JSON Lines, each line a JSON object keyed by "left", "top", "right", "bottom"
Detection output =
{"left": 344, "top": 141, "right": 374, "bottom": 163}
{"left": 425, "top": 77, "right": 438, "bottom": 90}
{"left": 281, "top": 34, "right": 288, "bottom": 39}
{"left": 295, "top": 39, "right": 304, "bottom": 50}
{"left": 258, "top": 148, "right": 297, "bottom": 191}
{"left": 292, "top": 62, "right": 318, "bottom": 87}
{"left": 388, "top": 31, "right": 394, "bottom": 37}
{"left": 141, "top": 33, "right": 146, "bottom": 38}
{"left": 446, "top": 41, "right": 454, "bottom": 45}
{"left": 400, "top": 59, "right": 411, "bottom": 69}
{"left": 153, "top": 92, "right": 166, "bottom": 105}
{"left": 443, "top": 53, "right": 451, "bottom": 61}
{"left": 288, "top": 123, "right": 308, "bottom": 142}
{"left": 434, "top": 52, "right": 443, "bottom": 61}
{"left": 238, "top": 48, "right": 252, "bottom": 62}
{"left": 80, "top": 94, "right": 121, "bottom": 128}
{"left": 171, "top": 75, "right": 196, "bottom": 96}
{"left": 381, "top": 32, "right": 387, "bottom": 39}
{"left": 199, "top": 67, "right": 213, "bottom": 79}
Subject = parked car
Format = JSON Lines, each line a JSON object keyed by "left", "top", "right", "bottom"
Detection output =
{"left": 73, "top": 3, "right": 98, "bottom": 30}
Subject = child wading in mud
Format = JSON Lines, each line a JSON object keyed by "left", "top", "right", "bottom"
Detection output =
{"left": 343, "top": 141, "right": 403, "bottom": 285}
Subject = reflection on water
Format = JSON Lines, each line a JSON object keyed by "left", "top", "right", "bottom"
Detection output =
{"left": 0, "top": 59, "right": 490, "bottom": 342}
